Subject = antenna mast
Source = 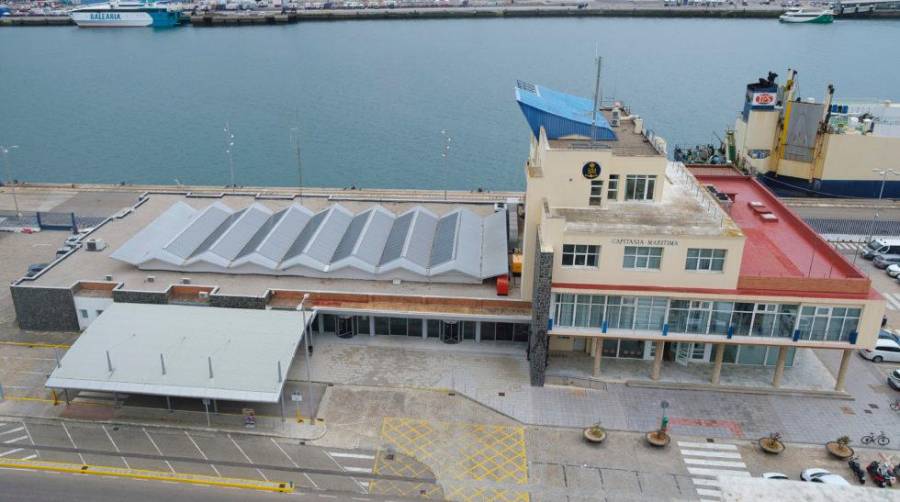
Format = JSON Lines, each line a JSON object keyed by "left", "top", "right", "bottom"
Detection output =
{"left": 591, "top": 55, "right": 602, "bottom": 142}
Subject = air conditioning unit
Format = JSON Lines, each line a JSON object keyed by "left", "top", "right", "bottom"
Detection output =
{"left": 104, "top": 275, "right": 113, "bottom": 282}
{"left": 198, "top": 291, "right": 209, "bottom": 299}
{"left": 181, "top": 277, "right": 191, "bottom": 285}
{"left": 146, "top": 276, "right": 155, "bottom": 283}
{"left": 494, "top": 202, "right": 507, "bottom": 212}
{"left": 85, "top": 239, "right": 108, "bottom": 252}
{"left": 610, "top": 108, "right": 621, "bottom": 128}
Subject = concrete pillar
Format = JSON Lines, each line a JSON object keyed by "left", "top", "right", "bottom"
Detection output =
{"left": 835, "top": 349, "right": 851, "bottom": 391}
{"left": 711, "top": 343, "right": 725, "bottom": 385}
{"left": 422, "top": 318, "right": 428, "bottom": 339}
{"left": 772, "top": 346, "right": 788, "bottom": 388}
{"left": 651, "top": 341, "right": 665, "bottom": 381}
{"left": 528, "top": 241, "right": 554, "bottom": 387}
{"left": 475, "top": 321, "right": 482, "bottom": 343}
{"left": 317, "top": 315, "right": 324, "bottom": 335}
{"left": 369, "top": 316, "right": 375, "bottom": 337}
{"left": 592, "top": 339, "right": 602, "bottom": 378}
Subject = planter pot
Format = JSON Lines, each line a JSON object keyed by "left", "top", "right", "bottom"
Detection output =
{"left": 583, "top": 427, "right": 607, "bottom": 444}
{"left": 758, "top": 438, "right": 785, "bottom": 454}
{"left": 826, "top": 442, "right": 854, "bottom": 459}
{"left": 646, "top": 431, "right": 670, "bottom": 448}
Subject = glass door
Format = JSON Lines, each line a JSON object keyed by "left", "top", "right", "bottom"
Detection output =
{"left": 336, "top": 316, "right": 357, "bottom": 339}
{"left": 675, "top": 343, "right": 691, "bottom": 366}
{"left": 440, "top": 320, "right": 461, "bottom": 344}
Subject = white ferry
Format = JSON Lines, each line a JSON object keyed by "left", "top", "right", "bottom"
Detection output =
{"left": 778, "top": 8, "right": 835, "bottom": 23}
{"left": 70, "top": 1, "right": 181, "bottom": 27}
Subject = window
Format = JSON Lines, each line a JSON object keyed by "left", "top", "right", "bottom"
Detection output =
{"left": 624, "top": 175, "right": 656, "bottom": 201}
{"left": 607, "top": 175, "right": 619, "bottom": 201}
{"left": 96, "top": 310, "right": 104, "bottom": 316}
{"left": 561, "top": 244, "right": 599, "bottom": 267}
{"left": 623, "top": 246, "right": 662, "bottom": 270}
{"left": 554, "top": 294, "right": 605, "bottom": 328}
{"left": 686, "top": 248, "right": 727, "bottom": 271}
{"left": 751, "top": 304, "right": 797, "bottom": 338}
{"left": 79, "top": 309, "right": 88, "bottom": 319}
{"left": 589, "top": 180, "right": 603, "bottom": 206}
{"left": 798, "top": 306, "right": 860, "bottom": 342}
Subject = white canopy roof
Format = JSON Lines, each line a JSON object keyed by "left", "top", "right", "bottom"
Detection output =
{"left": 46, "top": 303, "right": 310, "bottom": 403}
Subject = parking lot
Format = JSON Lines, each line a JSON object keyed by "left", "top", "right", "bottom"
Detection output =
{"left": 0, "top": 417, "right": 426, "bottom": 498}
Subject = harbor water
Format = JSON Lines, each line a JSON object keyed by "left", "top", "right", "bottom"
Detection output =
{"left": 1, "top": 18, "right": 898, "bottom": 190}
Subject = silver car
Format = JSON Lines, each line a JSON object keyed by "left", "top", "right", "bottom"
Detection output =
{"left": 874, "top": 254, "right": 900, "bottom": 269}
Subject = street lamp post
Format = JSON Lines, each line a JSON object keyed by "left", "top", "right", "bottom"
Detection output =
{"left": 224, "top": 123, "right": 235, "bottom": 192}
{"left": 297, "top": 294, "right": 314, "bottom": 423}
{"left": 0, "top": 145, "right": 20, "bottom": 217}
{"left": 854, "top": 168, "right": 898, "bottom": 265}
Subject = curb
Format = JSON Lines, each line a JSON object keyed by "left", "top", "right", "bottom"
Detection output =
{"left": 0, "top": 458, "right": 292, "bottom": 493}
{"left": 624, "top": 379, "right": 853, "bottom": 399}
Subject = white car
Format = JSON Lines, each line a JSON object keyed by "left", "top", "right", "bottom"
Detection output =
{"left": 801, "top": 468, "right": 849, "bottom": 485}
{"left": 859, "top": 338, "right": 900, "bottom": 363}
{"left": 888, "top": 263, "right": 900, "bottom": 277}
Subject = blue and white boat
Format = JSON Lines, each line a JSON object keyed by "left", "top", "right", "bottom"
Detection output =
{"left": 70, "top": 1, "right": 181, "bottom": 27}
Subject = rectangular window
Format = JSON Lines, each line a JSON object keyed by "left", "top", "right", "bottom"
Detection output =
{"left": 553, "top": 293, "right": 605, "bottom": 328}
{"left": 623, "top": 246, "right": 663, "bottom": 270}
{"left": 561, "top": 244, "right": 599, "bottom": 267}
{"left": 607, "top": 175, "right": 619, "bottom": 201}
{"left": 624, "top": 175, "right": 657, "bottom": 201}
{"left": 79, "top": 309, "right": 88, "bottom": 319}
{"left": 685, "top": 248, "right": 726, "bottom": 272}
{"left": 589, "top": 180, "right": 603, "bottom": 206}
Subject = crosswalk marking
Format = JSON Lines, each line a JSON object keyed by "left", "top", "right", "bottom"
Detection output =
{"left": 678, "top": 449, "right": 743, "bottom": 459}
{"left": 327, "top": 452, "right": 375, "bottom": 460}
{"left": 684, "top": 458, "right": 747, "bottom": 468}
{"left": 830, "top": 242, "right": 864, "bottom": 252}
{"left": 696, "top": 488, "right": 723, "bottom": 498}
{"left": 687, "top": 467, "right": 752, "bottom": 478}
{"left": 680, "top": 441, "right": 751, "bottom": 501}
{"left": 342, "top": 466, "right": 373, "bottom": 473}
{"left": 691, "top": 478, "right": 720, "bottom": 487}
{"left": 677, "top": 441, "right": 737, "bottom": 450}
{"left": 883, "top": 293, "right": 900, "bottom": 311}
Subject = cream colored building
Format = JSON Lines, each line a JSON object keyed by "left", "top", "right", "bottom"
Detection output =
{"left": 517, "top": 91, "right": 884, "bottom": 389}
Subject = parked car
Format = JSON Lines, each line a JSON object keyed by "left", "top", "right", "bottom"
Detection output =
{"left": 879, "top": 330, "right": 900, "bottom": 343}
{"left": 24, "top": 263, "right": 48, "bottom": 278}
{"left": 889, "top": 368, "right": 900, "bottom": 390}
{"left": 800, "top": 468, "right": 850, "bottom": 485}
{"left": 859, "top": 338, "right": 900, "bottom": 363}
{"left": 888, "top": 264, "right": 900, "bottom": 277}
{"left": 862, "top": 237, "right": 900, "bottom": 260}
{"left": 873, "top": 254, "right": 900, "bottom": 269}
{"left": 762, "top": 472, "right": 789, "bottom": 480}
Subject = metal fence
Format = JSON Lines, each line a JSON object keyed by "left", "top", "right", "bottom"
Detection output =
{"left": 803, "top": 217, "right": 900, "bottom": 237}
{"left": 0, "top": 210, "right": 106, "bottom": 232}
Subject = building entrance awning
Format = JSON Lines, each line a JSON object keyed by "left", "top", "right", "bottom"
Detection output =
{"left": 46, "top": 303, "right": 312, "bottom": 403}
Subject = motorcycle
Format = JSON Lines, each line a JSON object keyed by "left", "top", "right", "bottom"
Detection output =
{"left": 848, "top": 456, "right": 866, "bottom": 484}
{"left": 867, "top": 461, "right": 895, "bottom": 488}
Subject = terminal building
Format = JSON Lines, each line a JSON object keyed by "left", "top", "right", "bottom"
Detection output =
{"left": 10, "top": 82, "right": 884, "bottom": 409}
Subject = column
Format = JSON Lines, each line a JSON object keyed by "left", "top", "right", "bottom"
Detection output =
{"left": 317, "top": 315, "right": 324, "bottom": 335}
{"left": 651, "top": 341, "right": 665, "bottom": 381}
{"left": 369, "top": 316, "right": 376, "bottom": 336}
{"left": 711, "top": 343, "right": 725, "bottom": 385}
{"left": 835, "top": 348, "right": 851, "bottom": 391}
{"left": 475, "top": 321, "right": 482, "bottom": 343}
{"left": 421, "top": 318, "right": 428, "bottom": 339}
{"left": 592, "top": 339, "right": 602, "bottom": 378}
{"left": 772, "top": 346, "right": 788, "bottom": 388}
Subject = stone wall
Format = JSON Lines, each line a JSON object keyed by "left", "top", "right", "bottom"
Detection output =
{"left": 112, "top": 290, "right": 168, "bottom": 304}
{"left": 210, "top": 294, "right": 267, "bottom": 310}
{"left": 10, "top": 286, "right": 79, "bottom": 331}
{"left": 529, "top": 233, "right": 553, "bottom": 387}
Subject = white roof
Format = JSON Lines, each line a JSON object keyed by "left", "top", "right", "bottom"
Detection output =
{"left": 110, "top": 201, "right": 509, "bottom": 284}
{"left": 46, "top": 303, "right": 309, "bottom": 403}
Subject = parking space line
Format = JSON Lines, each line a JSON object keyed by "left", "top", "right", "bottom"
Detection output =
{"left": 323, "top": 451, "right": 366, "bottom": 493}
{"left": 327, "top": 452, "right": 375, "bottom": 460}
{"left": 184, "top": 431, "right": 221, "bottom": 478}
{"left": 142, "top": 428, "right": 174, "bottom": 474}
{"left": 60, "top": 422, "right": 86, "bottom": 465}
{"left": 270, "top": 438, "right": 319, "bottom": 490}
{"left": 5, "top": 436, "right": 29, "bottom": 444}
{"left": 0, "top": 448, "right": 24, "bottom": 457}
{"left": 343, "top": 466, "right": 372, "bottom": 473}
{"left": 22, "top": 454, "right": 37, "bottom": 460}
{"left": 228, "top": 434, "right": 268, "bottom": 482}
{"left": 21, "top": 422, "right": 38, "bottom": 460}
{"left": 0, "top": 427, "right": 25, "bottom": 436}
{"left": 102, "top": 425, "right": 130, "bottom": 470}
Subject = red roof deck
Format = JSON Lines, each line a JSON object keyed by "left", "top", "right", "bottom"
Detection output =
{"left": 692, "top": 171, "right": 871, "bottom": 296}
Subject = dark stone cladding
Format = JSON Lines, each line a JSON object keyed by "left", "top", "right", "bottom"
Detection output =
{"left": 10, "top": 286, "right": 79, "bottom": 331}
{"left": 529, "top": 232, "right": 553, "bottom": 387}
{"left": 111, "top": 290, "right": 168, "bottom": 304}
{"left": 209, "top": 294, "right": 267, "bottom": 310}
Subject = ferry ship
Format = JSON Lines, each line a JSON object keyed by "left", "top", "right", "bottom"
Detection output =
{"left": 723, "top": 70, "right": 900, "bottom": 198}
{"left": 778, "top": 8, "right": 835, "bottom": 23}
{"left": 69, "top": 1, "right": 181, "bottom": 27}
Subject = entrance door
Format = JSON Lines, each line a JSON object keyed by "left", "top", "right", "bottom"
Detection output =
{"left": 675, "top": 343, "right": 691, "bottom": 366}
{"left": 440, "top": 321, "right": 461, "bottom": 344}
{"left": 336, "top": 316, "right": 356, "bottom": 339}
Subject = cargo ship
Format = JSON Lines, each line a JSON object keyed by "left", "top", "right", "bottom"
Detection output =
{"left": 69, "top": 1, "right": 181, "bottom": 27}
{"left": 718, "top": 70, "right": 900, "bottom": 198}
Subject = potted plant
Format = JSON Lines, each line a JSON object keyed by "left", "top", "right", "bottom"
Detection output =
{"left": 758, "top": 432, "right": 785, "bottom": 454}
{"left": 826, "top": 436, "right": 854, "bottom": 459}
{"left": 583, "top": 422, "right": 606, "bottom": 444}
{"left": 646, "top": 428, "right": 670, "bottom": 447}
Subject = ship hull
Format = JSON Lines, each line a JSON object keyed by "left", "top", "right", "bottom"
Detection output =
{"left": 779, "top": 13, "right": 834, "bottom": 23}
{"left": 71, "top": 9, "right": 179, "bottom": 27}
{"left": 757, "top": 172, "right": 900, "bottom": 199}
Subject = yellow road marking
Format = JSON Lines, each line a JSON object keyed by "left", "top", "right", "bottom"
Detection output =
{"left": 0, "top": 341, "right": 71, "bottom": 349}
{"left": 0, "top": 458, "right": 293, "bottom": 493}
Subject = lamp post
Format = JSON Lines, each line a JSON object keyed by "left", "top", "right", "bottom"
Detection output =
{"left": 854, "top": 168, "right": 898, "bottom": 265}
{"left": 0, "top": 145, "right": 20, "bottom": 217}
{"left": 297, "top": 294, "right": 313, "bottom": 423}
{"left": 224, "top": 123, "right": 235, "bottom": 192}
{"left": 440, "top": 130, "right": 451, "bottom": 200}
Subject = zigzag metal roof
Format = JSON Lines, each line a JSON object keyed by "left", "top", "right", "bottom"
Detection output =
{"left": 111, "top": 201, "right": 509, "bottom": 284}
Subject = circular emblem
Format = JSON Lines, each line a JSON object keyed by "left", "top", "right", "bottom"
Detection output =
{"left": 582, "top": 161, "right": 601, "bottom": 180}
{"left": 753, "top": 93, "right": 775, "bottom": 105}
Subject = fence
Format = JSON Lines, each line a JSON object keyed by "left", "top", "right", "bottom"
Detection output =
{"left": 803, "top": 217, "right": 900, "bottom": 237}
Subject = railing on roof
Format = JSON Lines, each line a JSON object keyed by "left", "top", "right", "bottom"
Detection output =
{"left": 667, "top": 161, "right": 728, "bottom": 229}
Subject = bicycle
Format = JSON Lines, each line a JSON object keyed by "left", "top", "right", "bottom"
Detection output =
{"left": 861, "top": 431, "right": 891, "bottom": 447}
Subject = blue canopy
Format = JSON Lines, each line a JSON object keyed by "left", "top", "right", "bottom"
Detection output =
{"left": 515, "top": 81, "right": 617, "bottom": 141}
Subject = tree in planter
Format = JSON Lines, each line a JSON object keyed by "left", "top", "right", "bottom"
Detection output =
{"left": 584, "top": 421, "right": 606, "bottom": 443}
{"left": 826, "top": 435, "right": 854, "bottom": 459}
{"left": 759, "top": 432, "right": 784, "bottom": 453}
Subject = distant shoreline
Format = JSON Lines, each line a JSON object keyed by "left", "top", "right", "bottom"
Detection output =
{"left": 3, "top": 5, "right": 900, "bottom": 26}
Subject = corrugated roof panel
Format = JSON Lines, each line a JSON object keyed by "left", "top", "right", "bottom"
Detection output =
{"left": 236, "top": 209, "right": 287, "bottom": 259}
{"left": 305, "top": 206, "right": 353, "bottom": 264}
{"left": 110, "top": 202, "right": 198, "bottom": 265}
{"left": 164, "top": 204, "right": 233, "bottom": 259}
{"left": 190, "top": 209, "right": 245, "bottom": 258}
{"left": 284, "top": 208, "right": 327, "bottom": 260}
{"left": 405, "top": 210, "right": 438, "bottom": 267}
{"left": 379, "top": 211, "right": 414, "bottom": 265}
{"left": 209, "top": 205, "right": 272, "bottom": 260}
{"left": 355, "top": 209, "right": 394, "bottom": 266}
{"left": 481, "top": 210, "right": 510, "bottom": 278}
{"left": 256, "top": 206, "right": 312, "bottom": 262}
{"left": 429, "top": 211, "right": 459, "bottom": 266}
{"left": 332, "top": 210, "right": 371, "bottom": 262}
{"left": 452, "top": 209, "right": 483, "bottom": 277}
